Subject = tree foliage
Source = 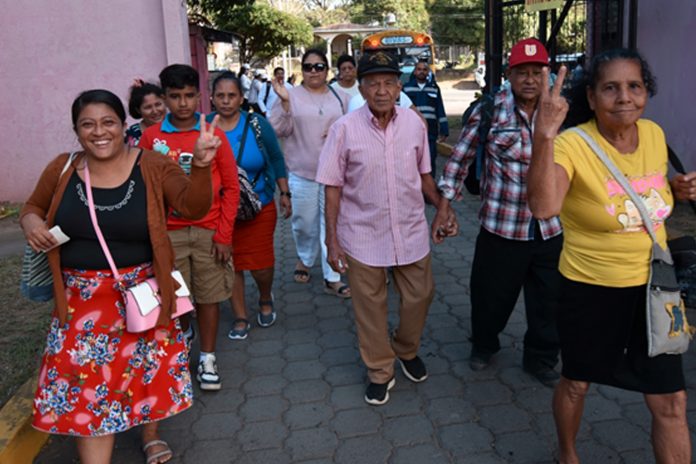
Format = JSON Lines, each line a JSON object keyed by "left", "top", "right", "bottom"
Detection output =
{"left": 191, "top": 0, "right": 313, "bottom": 65}
{"left": 428, "top": 0, "right": 484, "bottom": 48}
{"left": 349, "top": 0, "right": 430, "bottom": 32}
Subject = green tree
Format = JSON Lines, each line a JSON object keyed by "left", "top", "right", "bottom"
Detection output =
{"left": 349, "top": 0, "right": 430, "bottom": 32}
{"left": 429, "top": 0, "right": 484, "bottom": 47}
{"left": 191, "top": 1, "right": 313, "bottom": 64}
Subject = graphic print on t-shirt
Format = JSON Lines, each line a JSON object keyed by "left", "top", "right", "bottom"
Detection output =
{"left": 605, "top": 171, "right": 671, "bottom": 233}
{"left": 152, "top": 138, "right": 193, "bottom": 175}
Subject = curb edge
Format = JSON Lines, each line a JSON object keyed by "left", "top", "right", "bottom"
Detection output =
{"left": 0, "top": 376, "right": 47, "bottom": 464}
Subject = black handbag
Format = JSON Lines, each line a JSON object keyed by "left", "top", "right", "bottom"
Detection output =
{"left": 235, "top": 114, "right": 262, "bottom": 221}
{"left": 666, "top": 145, "right": 696, "bottom": 308}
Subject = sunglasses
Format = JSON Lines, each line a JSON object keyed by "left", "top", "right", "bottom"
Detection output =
{"left": 302, "top": 63, "right": 327, "bottom": 72}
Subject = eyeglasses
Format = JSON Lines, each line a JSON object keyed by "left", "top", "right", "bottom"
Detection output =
{"left": 302, "top": 63, "right": 327, "bottom": 73}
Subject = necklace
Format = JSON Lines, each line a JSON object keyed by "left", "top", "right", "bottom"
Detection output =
{"left": 306, "top": 86, "right": 328, "bottom": 115}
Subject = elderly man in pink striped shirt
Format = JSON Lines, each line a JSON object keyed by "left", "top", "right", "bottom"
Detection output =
{"left": 316, "top": 52, "right": 458, "bottom": 405}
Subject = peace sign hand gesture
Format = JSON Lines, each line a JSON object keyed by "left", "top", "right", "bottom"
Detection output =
{"left": 535, "top": 66, "right": 569, "bottom": 141}
{"left": 193, "top": 114, "right": 221, "bottom": 167}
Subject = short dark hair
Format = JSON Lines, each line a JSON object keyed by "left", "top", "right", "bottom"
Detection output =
{"left": 336, "top": 54, "right": 356, "bottom": 69}
{"left": 159, "top": 64, "right": 200, "bottom": 92}
{"left": 71, "top": 89, "right": 126, "bottom": 132}
{"left": 127, "top": 82, "right": 164, "bottom": 119}
{"left": 301, "top": 48, "right": 328, "bottom": 66}
{"left": 212, "top": 71, "right": 242, "bottom": 94}
{"left": 564, "top": 48, "right": 657, "bottom": 127}
{"left": 273, "top": 67, "right": 284, "bottom": 75}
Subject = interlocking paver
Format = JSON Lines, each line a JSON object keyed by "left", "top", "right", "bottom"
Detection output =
{"left": 438, "top": 422, "right": 495, "bottom": 456}
{"left": 283, "top": 378, "right": 331, "bottom": 403}
{"left": 191, "top": 411, "right": 243, "bottom": 440}
{"left": 284, "top": 402, "right": 334, "bottom": 430}
{"left": 235, "top": 420, "right": 289, "bottom": 452}
{"left": 33, "top": 164, "right": 696, "bottom": 463}
{"left": 382, "top": 414, "right": 435, "bottom": 445}
{"left": 493, "top": 430, "right": 554, "bottom": 463}
{"left": 390, "top": 444, "right": 451, "bottom": 464}
{"left": 239, "top": 395, "right": 288, "bottom": 422}
{"left": 479, "top": 404, "right": 532, "bottom": 433}
{"left": 334, "top": 435, "right": 391, "bottom": 464}
{"left": 331, "top": 408, "right": 382, "bottom": 438}
{"left": 286, "top": 427, "right": 338, "bottom": 461}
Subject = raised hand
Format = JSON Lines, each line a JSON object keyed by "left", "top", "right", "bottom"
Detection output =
{"left": 193, "top": 114, "right": 221, "bottom": 167}
{"left": 535, "top": 66, "right": 569, "bottom": 140}
{"left": 272, "top": 79, "right": 290, "bottom": 102}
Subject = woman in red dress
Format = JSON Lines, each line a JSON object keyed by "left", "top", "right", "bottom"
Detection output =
{"left": 21, "top": 89, "right": 219, "bottom": 463}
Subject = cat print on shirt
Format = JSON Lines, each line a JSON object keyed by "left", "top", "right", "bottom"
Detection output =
{"left": 615, "top": 188, "right": 671, "bottom": 233}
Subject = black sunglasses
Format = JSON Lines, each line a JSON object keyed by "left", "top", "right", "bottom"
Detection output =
{"left": 302, "top": 63, "right": 327, "bottom": 72}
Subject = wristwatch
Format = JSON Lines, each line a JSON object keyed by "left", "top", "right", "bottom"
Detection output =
{"left": 279, "top": 191, "right": 292, "bottom": 198}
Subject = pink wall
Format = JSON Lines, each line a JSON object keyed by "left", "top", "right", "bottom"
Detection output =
{"left": 0, "top": 0, "right": 191, "bottom": 201}
{"left": 636, "top": 3, "right": 696, "bottom": 168}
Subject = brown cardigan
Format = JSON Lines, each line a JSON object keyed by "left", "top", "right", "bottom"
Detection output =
{"left": 20, "top": 150, "right": 213, "bottom": 326}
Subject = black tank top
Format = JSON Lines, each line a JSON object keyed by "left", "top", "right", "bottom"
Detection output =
{"left": 55, "top": 152, "right": 152, "bottom": 269}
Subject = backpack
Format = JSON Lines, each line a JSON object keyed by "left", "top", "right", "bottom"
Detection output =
{"left": 462, "top": 93, "right": 495, "bottom": 195}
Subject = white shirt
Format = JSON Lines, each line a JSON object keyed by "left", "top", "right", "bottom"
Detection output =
{"left": 330, "top": 81, "right": 360, "bottom": 98}
{"left": 264, "top": 81, "right": 293, "bottom": 118}
{"left": 240, "top": 74, "right": 252, "bottom": 99}
{"left": 347, "top": 91, "right": 413, "bottom": 113}
{"left": 248, "top": 78, "right": 263, "bottom": 105}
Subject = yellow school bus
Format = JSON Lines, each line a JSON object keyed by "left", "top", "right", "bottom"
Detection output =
{"left": 360, "top": 30, "right": 436, "bottom": 82}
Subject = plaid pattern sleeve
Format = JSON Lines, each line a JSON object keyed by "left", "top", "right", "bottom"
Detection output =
{"left": 478, "top": 88, "right": 562, "bottom": 241}
{"left": 438, "top": 105, "right": 482, "bottom": 201}
{"left": 440, "top": 86, "right": 562, "bottom": 241}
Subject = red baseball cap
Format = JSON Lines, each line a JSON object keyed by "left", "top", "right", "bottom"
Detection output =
{"left": 508, "top": 38, "right": 549, "bottom": 68}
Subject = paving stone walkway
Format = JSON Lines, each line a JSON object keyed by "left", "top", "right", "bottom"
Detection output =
{"left": 34, "top": 165, "right": 696, "bottom": 463}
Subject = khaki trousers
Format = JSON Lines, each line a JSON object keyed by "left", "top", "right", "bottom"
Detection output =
{"left": 345, "top": 253, "right": 434, "bottom": 383}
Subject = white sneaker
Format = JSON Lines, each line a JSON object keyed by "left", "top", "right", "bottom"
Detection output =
{"left": 197, "top": 355, "right": 221, "bottom": 391}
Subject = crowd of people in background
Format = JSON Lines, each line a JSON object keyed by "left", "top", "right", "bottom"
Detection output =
{"left": 19, "top": 37, "right": 696, "bottom": 464}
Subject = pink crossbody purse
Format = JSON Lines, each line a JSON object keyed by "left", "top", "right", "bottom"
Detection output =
{"left": 84, "top": 162, "right": 194, "bottom": 333}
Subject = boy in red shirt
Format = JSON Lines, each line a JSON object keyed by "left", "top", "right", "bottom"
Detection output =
{"left": 140, "top": 64, "right": 239, "bottom": 391}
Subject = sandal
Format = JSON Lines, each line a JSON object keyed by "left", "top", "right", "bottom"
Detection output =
{"left": 228, "top": 318, "right": 251, "bottom": 340}
{"left": 324, "top": 279, "right": 351, "bottom": 299}
{"left": 293, "top": 262, "right": 311, "bottom": 283}
{"left": 143, "top": 439, "right": 173, "bottom": 464}
{"left": 257, "top": 298, "right": 277, "bottom": 328}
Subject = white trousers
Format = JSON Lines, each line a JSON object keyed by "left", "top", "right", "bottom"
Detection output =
{"left": 288, "top": 172, "right": 341, "bottom": 283}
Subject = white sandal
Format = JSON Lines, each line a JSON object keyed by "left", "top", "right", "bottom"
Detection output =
{"left": 143, "top": 439, "right": 173, "bottom": 464}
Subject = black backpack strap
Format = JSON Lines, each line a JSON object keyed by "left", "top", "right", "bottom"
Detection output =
{"left": 263, "top": 83, "right": 272, "bottom": 106}
{"left": 667, "top": 144, "right": 696, "bottom": 215}
{"left": 236, "top": 113, "right": 252, "bottom": 166}
{"left": 474, "top": 94, "right": 495, "bottom": 179}
{"left": 327, "top": 85, "right": 346, "bottom": 115}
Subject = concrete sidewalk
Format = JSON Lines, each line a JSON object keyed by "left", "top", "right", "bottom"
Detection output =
{"left": 33, "top": 173, "right": 696, "bottom": 463}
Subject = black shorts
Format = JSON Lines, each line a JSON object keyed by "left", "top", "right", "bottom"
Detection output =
{"left": 557, "top": 276, "right": 685, "bottom": 394}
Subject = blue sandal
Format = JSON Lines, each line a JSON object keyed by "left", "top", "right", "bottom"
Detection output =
{"left": 257, "top": 299, "right": 277, "bottom": 328}
{"left": 228, "top": 318, "right": 250, "bottom": 340}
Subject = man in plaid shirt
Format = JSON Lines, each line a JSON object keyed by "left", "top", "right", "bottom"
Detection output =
{"left": 436, "top": 38, "right": 562, "bottom": 386}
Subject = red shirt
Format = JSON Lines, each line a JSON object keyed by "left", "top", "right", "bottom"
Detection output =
{"left": 140, "top": 113, "right": 239, "bottom": 245}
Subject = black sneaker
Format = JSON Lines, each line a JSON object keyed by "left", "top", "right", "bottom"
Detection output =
{"left": 469, "top": 348, "right": 492, "bottom": 371}
{"left": 398, "top": 356, "right": 428, "bottom": 382}
{"left": 364, "top": 377, "right": 396, "bottom": 405}
{"left": 523, "top": 363, "right": 560, "bottom": 388}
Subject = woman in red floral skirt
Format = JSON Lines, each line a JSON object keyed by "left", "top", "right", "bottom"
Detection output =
{"left": 21, "top": 89, "right": 219, "bottom": 463}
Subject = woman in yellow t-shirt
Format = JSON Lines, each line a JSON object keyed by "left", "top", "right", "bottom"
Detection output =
{"left": 528, "top": 49, "right": 696, "bottom": 464}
